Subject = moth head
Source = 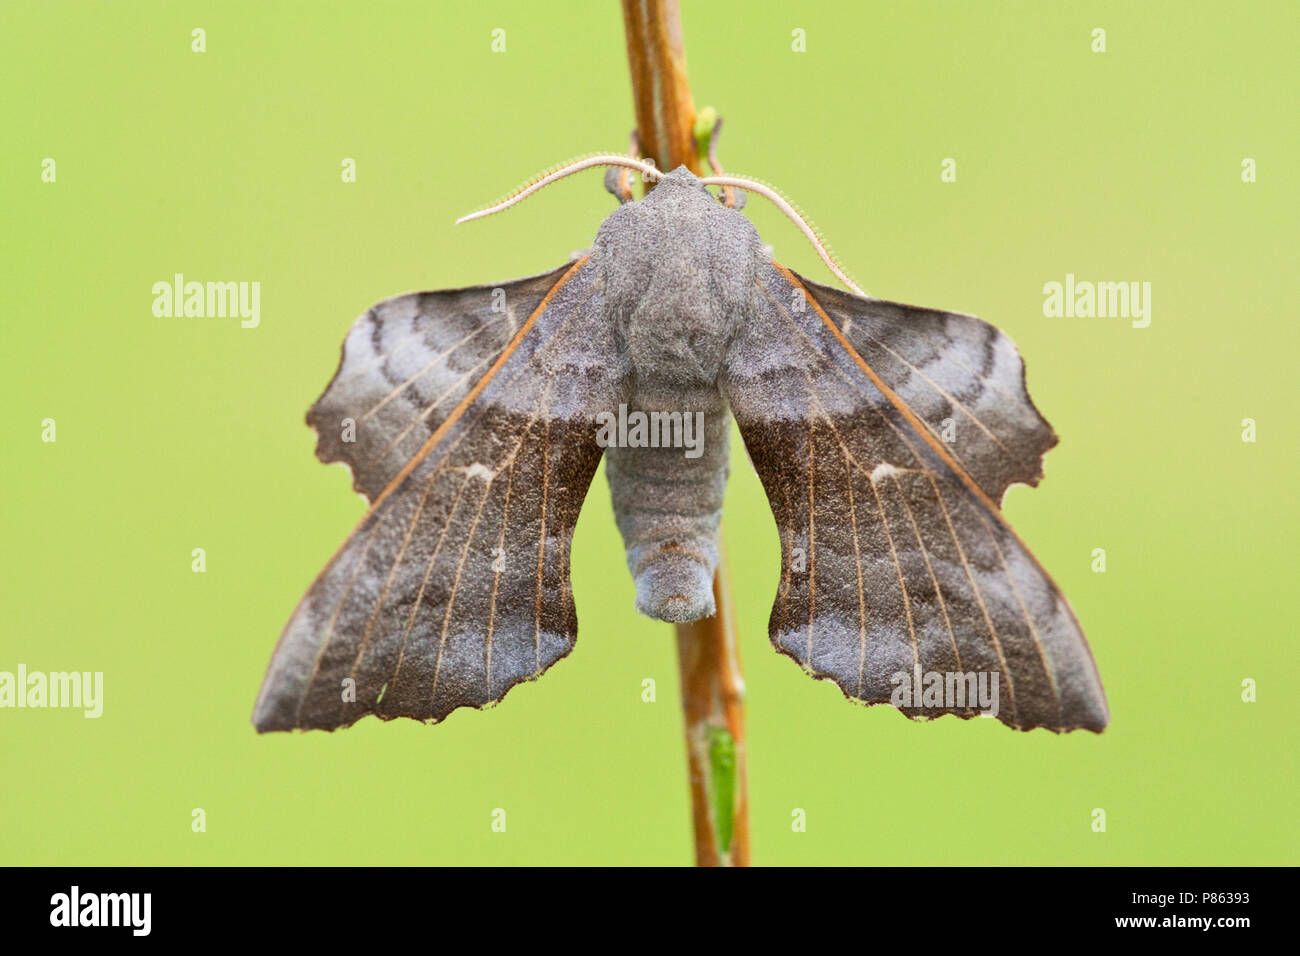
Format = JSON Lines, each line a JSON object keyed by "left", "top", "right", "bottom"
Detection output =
{"left": 455, "top": 153, "right": 865, "bottom": 296}
{"left": 654, "top": 165, "right": 707, "bottom": 187}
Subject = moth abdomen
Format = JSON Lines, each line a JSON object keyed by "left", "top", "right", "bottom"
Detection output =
{"left": 603, "top": 391, "right": 731, "bottom": 624}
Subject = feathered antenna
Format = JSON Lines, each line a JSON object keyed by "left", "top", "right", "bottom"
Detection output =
{"left": 456, "top": 155, "right": 866, "bottom": 297}
{"left": 454, "top": 154, "right": 659, "bottom": 224}
{"left": 699, "top": 173, "right": 865, "bottom": 296}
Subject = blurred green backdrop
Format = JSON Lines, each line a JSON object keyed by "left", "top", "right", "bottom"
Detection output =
{"left": 2, "top": 0, "right": 1295, "bottom": 865}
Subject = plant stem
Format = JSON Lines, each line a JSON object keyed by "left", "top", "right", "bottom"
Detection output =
{"left": 619, "top": 0, "right": 751, "bottom": 867}
{"left": 620, "top": 0, "right": 700, "bottom": 176}
{"left": 673, "top": 534, "right": 749, "bottom": 866}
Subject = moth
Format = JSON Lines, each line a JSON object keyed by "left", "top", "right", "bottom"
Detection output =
{"left": 253, "top": 149, "right": 1108, "bottom": 735}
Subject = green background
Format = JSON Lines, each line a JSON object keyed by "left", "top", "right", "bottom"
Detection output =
{"left": 2, "top": 1, "right": 1295, "bottom": 865}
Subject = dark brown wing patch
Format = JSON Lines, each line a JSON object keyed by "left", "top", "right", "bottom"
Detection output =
{"left": 254, "top": 260, "right": 630, "bottom": 731}
{"left": 721, "top": 263, "right": 1107, "bottom": 733}
{"left": 785, "top": 269, "right": 1058, "bottom": 504}
{"left": 309, "top": 263, "right": 578, "bottom": 502}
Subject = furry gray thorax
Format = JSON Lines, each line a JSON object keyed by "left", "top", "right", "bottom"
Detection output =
{"left": 592, "top": 167, "right": 763, "bottom": 394}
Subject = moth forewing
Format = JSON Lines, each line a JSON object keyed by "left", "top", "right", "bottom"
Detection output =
{"left": 253, "top": 259, "right": 630, "bottom": 731}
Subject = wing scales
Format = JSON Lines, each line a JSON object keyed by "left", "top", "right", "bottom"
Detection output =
{"left": 309, "top": 263, "right": 577, "bottom": 501}
{"left": 254, "top": 259, "right": 630, "bottom": 731}
{"left": 789, "top": 271, "right": 1059, "bottom": 504}
{"left": 722, "top": 263, "right": 1107, "bottom": 732}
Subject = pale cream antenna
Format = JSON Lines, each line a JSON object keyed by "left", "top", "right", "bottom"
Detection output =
{"left": 455, "top": 154, "right": 660, "bottom": 224}
{"left": 456, "top": 155, "right": 866, "bottom": 297}
{"left": 700, "top": 174, "right": 866, "bottom": 296}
